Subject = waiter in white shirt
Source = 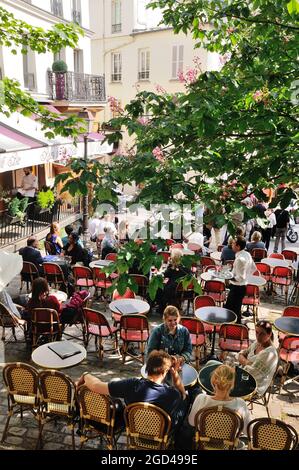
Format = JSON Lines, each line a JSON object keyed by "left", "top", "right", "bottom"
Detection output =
{"left": 17, "top": 167, "right": 38, "bottom": 202}
{"left": 224, "top": 236, "right": 256, "bottom": 323}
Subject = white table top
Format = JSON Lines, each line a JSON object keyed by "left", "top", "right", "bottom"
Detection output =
{"left": 210, "top": 251, "right": 222, "bottom": 262}
{"left": 28, "top": 289, "right": 68, "bottom": 303}
{"left": 261, "top": 258, "right": 291, "bottom": 268}
{"left": 109, "top": 298, "right": 150, "bottom": 315}
{"left": 200, "top": 271, "right": 266, "bottom": 286}
{"left": 89, "top": 259, "right": 113, "bottom": 269}
{"left": 31, "top": 341, "right": 86, "bottom": 369}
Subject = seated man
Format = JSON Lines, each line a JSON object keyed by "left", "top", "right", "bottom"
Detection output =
{"left": 76, "top": 350, "right": 188, "bottom": 432}
{"left": 19, "top": 236, "right": 44, "bottom": 275}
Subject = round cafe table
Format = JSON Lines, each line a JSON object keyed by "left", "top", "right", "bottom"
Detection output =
{"left": 200, "top": 271, "right": 266, "bottom": 287}
{"left": 198, "top": 363, "right": 256, "bottom": 400}
{"left": 31, "top": 341, "right": 86, "bottom": 369}
{"left": 195, "top": 306, "right": 237, "bottom": 360}
{"left": 89, "top": 259, "right": 113, "bottom": 269}
{"left": 109, "top": 298, "right": 150, "bottom": 318}
{"left": 141, "top": 363, "right": 198, "bottom": 390}
{"left": 261, "top": 258, "right": 291, "bottom": 268}
{"left": 28, "top": 289, "right": 67, "bottom": 303}
{"left": 210, "top": 251, "right": 222, "bottom": 263}
{"left": 274, "top": 316, "right": 299, "bottom": 336}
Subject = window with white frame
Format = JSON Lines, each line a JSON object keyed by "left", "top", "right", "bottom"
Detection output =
{"left": 51, "top": 0, "right": 63, "bottom": 18}
{"left": 172, "top": 45, "right": 184, "bottom": 79}
{"left": 111, "top": 53, "right": 122, "bottom": 82}
{"left": 74, "top": 49, "right": 84, "bottom": 73}
{"left": 112, "top": 0, "right": 122, "bottom": 33}
{"left": 72, "top": 0, "right": 82, "bottom": 25}
{"left": 138, "top": 49, "right": 150, "bottom": 80}
{"left": 53, "top": 48, "right": 66, "bottom": 64}
{"left": 22, "top": 44, "right": 36, "bottom": 91}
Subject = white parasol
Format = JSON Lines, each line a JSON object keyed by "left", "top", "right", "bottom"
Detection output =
{"left": 0, "top": 251, "right": 23, "bottom": 292}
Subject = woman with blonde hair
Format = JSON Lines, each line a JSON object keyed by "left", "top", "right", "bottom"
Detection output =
{"left": 188, "top": 364, "right": 250, "bottom": 430}
{"left": 156, "top": 249, "right": 192, "bottom": 314}
{"left": 46, "top": 221, "right": 63, "bottom": 255}
{"left": 147, "top": 305, "right": 192, "bottom": 367}
{"left": 246, "top": 230, "right": 265, "bottom": 253}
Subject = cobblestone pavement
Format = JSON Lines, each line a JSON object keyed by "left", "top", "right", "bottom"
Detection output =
{"left": 0, "top": 243, "right": 299, "bottom": 450}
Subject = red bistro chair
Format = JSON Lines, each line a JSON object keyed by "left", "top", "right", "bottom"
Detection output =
{"left": 282, "top": 250, "right": 297, "bottom": 263}
{"left": 180, "top": 317, "right": 206, "bottom": 369}
{"left": 72, "top": 266, "right": 94, "bottom": 290}
{"left": 278, "top": 336, "right": 299, "bottom": 390}
{"left": 269, "top": 253, "right": 285, "bottom": 260}
{"left": 43, "top": 262, "right": 67, "bottom": 291}
{"left": 218, "top": 323, "right": 250, "bottom": 353}
{"left": 242, "top": 284, "right": 260, "bottom": 323}
{"left": 271, "top": 266, "right": 293, "bottom": 304}
{"left": 251, "top": 248, "right": 268, "bottom": 262}
{"left": 119, "top": 314, "right": 149, "bottom": 364}
{"left": 278, "top": 306, "right": 299, "bottom": 342}
{"left": 83, "top": 307, "right": 119, "bottom": 360}
{"left": 105, "top": 253, "right": 117, "bottom": 262}
{"left": 193, "top": 296, "right": 215, "bottom": 335}
{"left": 92, "top": 267, "right": 113, "bottom": 307}
{"left": 203, "top": 280, "right": 226, "bottom": 306}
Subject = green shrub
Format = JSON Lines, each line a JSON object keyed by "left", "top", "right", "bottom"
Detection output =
{"left": 7, "top": 197, "right": 28, "bottom": 222}
{"left": 52, "top": 60, "right": 68, "bottom": 73}
{"left": 36, "top": 189, "right": 55, "bottom": 209}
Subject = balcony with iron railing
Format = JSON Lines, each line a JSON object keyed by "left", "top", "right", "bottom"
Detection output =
{"left": 48, "top": 71, "right": 106, "bottom": 102}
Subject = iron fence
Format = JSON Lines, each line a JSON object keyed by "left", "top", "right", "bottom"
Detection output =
{"left": 0, "top": 199, "right": 81, "bottom": 249}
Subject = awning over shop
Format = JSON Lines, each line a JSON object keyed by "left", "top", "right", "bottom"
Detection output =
{"left": 0, "top": 112, "right": 113, "bottom": 173}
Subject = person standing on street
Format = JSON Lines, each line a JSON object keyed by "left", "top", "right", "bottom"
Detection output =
{"left": 274, "top": 207, "right": 289, "bottom": 252}
{"left": 224, "top": 237, "right": 256, "bottom": 323}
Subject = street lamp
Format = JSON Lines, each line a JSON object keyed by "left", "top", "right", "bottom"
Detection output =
{"left": 78, "top": 107, "right": 93, "bottom": 244}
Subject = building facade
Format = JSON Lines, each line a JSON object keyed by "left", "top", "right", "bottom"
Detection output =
{"left": 90, "top": 0, "right": 218, "bottom": 127}
{"left": 0, "top": 0, "right": 108, "bottom": 192}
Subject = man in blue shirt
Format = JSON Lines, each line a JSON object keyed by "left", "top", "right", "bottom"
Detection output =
{"left": 76, "top": 350, "right": 188, "bottom": 431}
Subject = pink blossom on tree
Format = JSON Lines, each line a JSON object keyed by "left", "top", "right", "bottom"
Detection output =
{"left": 137, "top": 116, "right": 149, "bottom": 126}
{"left": 252, "top": 90, "right": 264, "bottom": 102}
{"left": 155, "top": 83, "right": 167, "bottom": 94}
{"left": 108, "top": 96, "right": 124, "bottom": 114}
{"left": 152, "top": 146, "right": 165, "bottom": 162}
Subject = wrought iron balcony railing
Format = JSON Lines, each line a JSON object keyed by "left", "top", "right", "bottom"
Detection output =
{"left": 48, "top": 71, "right": 106, "bottom": 102}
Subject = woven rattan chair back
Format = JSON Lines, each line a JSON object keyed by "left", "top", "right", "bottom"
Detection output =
{"left": 124, "top": 402, "right": 172, "bottom": 450}
{"left": 77, "top": 385, "right": 122, "bottom": 449}
{"left": 247, "top": 417, "right": 298, "bottom": 450}
{"left": 1, "top": 362, "right": 39, "bottom": 443}
{"left": 194, "top": 405, "right": 243, "bottom": 450}
{"left": 38, "top": 370, "right": 76, "bottom": 449}
{"left": 0, "top": 302, "right": 27, "bottom": 342}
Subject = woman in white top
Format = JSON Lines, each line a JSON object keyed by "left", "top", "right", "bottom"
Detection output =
{"left": 238, "top": 320, "right": 278, "bottom": 396}
{"left": 188, "top": 364, "right": 250, "bottom": 433}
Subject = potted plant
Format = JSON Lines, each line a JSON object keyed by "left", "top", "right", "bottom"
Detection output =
{"left": 52, "top": 60, "right": 68, "bottom": 100}
{"left": 36, "top": 188, "right": 55, "bottom": 213}
{"left": 6, "top": 197, "right": 29, "bottom": 224}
